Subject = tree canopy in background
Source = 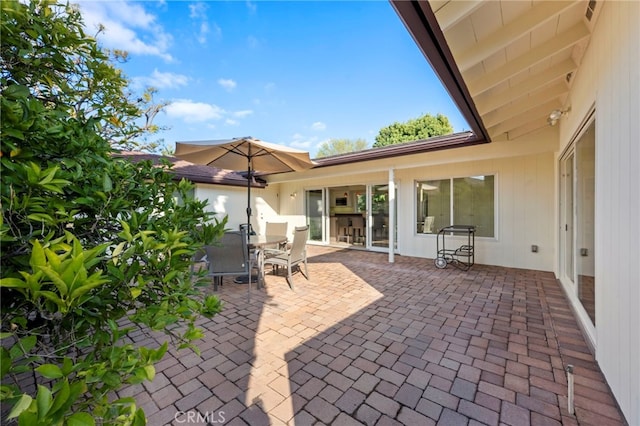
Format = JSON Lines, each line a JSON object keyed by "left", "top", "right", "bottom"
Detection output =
{"left": 0, "top": 1, "right": 224, "bottom": 424}
{"left": 315, "top": 138, "right": 369, "bottom": 158}
{"left": 373, "top": 113, "right": 454, "bottom": 148}
{"left": 0, "top": 0, "right": 168, "bottom": 153}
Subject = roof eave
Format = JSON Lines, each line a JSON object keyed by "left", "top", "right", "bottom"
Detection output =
{"left": 390, "top": 0, "right": 491, "bottom": 143}
{"left": 312, "top": 131, "right": 481, "bottom": 168}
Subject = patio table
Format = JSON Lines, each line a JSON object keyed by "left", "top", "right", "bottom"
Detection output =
{"left": 234, "top": 234, "right": 288, "bottom": 287}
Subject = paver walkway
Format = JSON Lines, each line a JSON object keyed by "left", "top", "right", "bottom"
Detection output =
{"left": 120, "top": 246, "right": 625, "bottom": 426}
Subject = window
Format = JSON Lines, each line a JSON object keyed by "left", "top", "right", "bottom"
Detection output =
{"left": 416, "top": 175, "right": 495, "bottom": 237}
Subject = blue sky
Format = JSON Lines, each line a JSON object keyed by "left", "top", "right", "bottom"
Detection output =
{"left": 77, "top": 1, "right": 467, "bottom": 157}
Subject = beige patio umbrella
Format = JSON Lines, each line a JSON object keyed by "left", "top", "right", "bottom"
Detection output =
{"left": 175, "top": 136, "right": 315, "bottom": 229}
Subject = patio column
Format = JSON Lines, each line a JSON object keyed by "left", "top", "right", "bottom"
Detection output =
{"left": 389, "top": 168, "right": 395, "bottom": 263}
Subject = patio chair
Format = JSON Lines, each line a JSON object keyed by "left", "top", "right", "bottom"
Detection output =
{"left": 239, "top": 223, "right": 256, "bottom": 236}
{"left": 205, "top": 229, "right": 251, "bottom": 294}
{"left": 190, "top": 247, "right": 208, "bottom": 278}
{"left": 262, "top": 225, "right": 309, "bottom": 290}
{"left": 423, "top": 216, "right": 435, "bottom": 233}
{"left": 265, "top": 221, "right": 289, "bottom": 249}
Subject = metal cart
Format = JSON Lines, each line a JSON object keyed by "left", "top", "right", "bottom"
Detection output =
{"left": 435, "top": 225, "right": 476, "bottom": 271}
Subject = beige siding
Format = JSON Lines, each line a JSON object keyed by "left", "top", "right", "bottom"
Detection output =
{"left": 195, "top": 184, "right": 281, "bottom": 235}
{"left": 272, "top": 134, "right": 557, "bottom": 272}
{"left": 558, "top": 2, "right": 640, "bottom": 423}
{"left": 395, "top": 151, "right": 555, "bottom": 270}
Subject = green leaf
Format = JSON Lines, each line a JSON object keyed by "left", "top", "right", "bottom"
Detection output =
{"left": 67, "top": 412, "right": 95, "bottom": 426}
{"left": 27, "top": 213, "right": 55, "bottom": 224}
{"left": 143, "top": 365, "right": 155, "bottom": 381}
{"left": 0, "top": 278, "right": 27, "bottom": 289}
{"left": 37, "top": 291, "right": 66, "bottom": 310}
{"left": 36, "top": 364, "right": 63, "bottom": 379}
{"left": 30, "top": 240, "right": 47, "bottom": 270}
{"left": 130, "top": 287, "right": 141, "bottom": 299}
{"left": 69, "top": 275, "right": 108, "bottom": 300}
{"left": 38, "top": 266, "right": 68, "bottom": 297}
{"left": 49, "top": 378, "right": 70, "bottom": 416}
{"left": 1, "top": 348, "right": 12, "bottom": 376}
{"left": 7, "top": 394, "right": 32, "bottom": 420}
{"left": 132, "top": 408, "right": 147, "bottom": 426}
{"left": 102, "top": 372, "right": 121, "bottom": 387}
{"left": 36, "top": 385, "right": 52, "bottom": 419}
{"left": 19, "top": 335, "right": 37, "bottom": 354}
{"left": 61, "top": 358, "right": 73, "bottom": 376}
{"left": 103, "top": 172, "right": 113, "bottom": 192}
{"left": 2, "top": 84, "right": 29, "bottom": 99}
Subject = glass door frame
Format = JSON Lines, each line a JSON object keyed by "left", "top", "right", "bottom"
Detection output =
{"left": 304, "top": 183, "right": 397, "bottom": 254}
{"left": 558, "top": 111, "right": 596, "bottom": 340}
{"left": 366, "top": 183, "right": 397, "bottom": 253}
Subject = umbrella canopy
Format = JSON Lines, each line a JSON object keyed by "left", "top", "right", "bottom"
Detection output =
{"left": 175, "top": 136, "right": 315, "bottom": 228}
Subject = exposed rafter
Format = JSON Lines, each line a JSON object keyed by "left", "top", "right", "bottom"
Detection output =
{"left": 488, "top": 99, "right": 562, "bottom": 138}
{"left": 457, "top": 1, "right": 578, "bottom": 72}
{"left": 433, "top": 0, "right": 484, "bottom": 32}
{"left": 475, "top": 59, "right": 577, "bottom": 114}
{"left": 482, "top": 82, "right": 568, "bottom": 128}
{"left": 393, "top": 0, "right": 598, "bottom": 145}
{"left": 467, "top": 23, "right": 590, "bottom": 96}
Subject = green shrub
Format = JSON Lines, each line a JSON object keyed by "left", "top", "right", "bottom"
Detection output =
{"left": 1, "top": 1, "right": 226, "bottom": 424}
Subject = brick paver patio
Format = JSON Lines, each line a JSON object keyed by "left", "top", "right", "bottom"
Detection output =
{"left": 120, "top": 246, "right": 625, "bottom": 425}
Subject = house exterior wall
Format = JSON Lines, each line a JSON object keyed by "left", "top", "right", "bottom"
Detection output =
{"left": 272, "top": 130, "right": 557, "bottom": 272}
{"left": 195, "top": 184, "right": 281, "bottom": 236}
{"left": 556, "top": 2, "right": 640, "bottom": 423}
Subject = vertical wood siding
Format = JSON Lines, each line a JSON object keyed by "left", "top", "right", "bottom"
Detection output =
{"left": 560, "top": 2, "right": 640, "bottom": 423}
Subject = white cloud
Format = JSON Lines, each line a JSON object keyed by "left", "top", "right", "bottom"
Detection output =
{"left": 132, "top": 69, "right": 189, "bottom": 89}
{"left": 188, "top": 2, "right": 210, "bottom": 44}
{"left": 218, "top": 78, "right": 237, "bottom": 92}
{"left": 165, "top": 100, "right": 225, "bottom": 123}
{"left": 233, "top": 110, "right": 253, "bottom": 118}
{"left": 211, "top": 23, "right": 222, "bottom": 40}
{"left": 311, "top": 121, "right": 326, "bottom": 131}
{"left": 188, "top": 2, "right": 207, "bottom": 19}
{"left": 289, "top": 134, "right": 318, "bottom": 150}
{"left": 197, "top": 22, "right": 209, "bottom": 44}
{"left": 78, "top": 1, "right": 174, "bottom": 62}
{"left": 225, "top": 119, "right": 239, "bottom": 126}
{"left": 264, "top": 82, "right": 276, "bottom": 93}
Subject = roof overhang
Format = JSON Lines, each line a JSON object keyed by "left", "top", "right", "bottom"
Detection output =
{"left": 390, "top": 0, "right": 491, "bottom": 143}
{"left": 393, "top": 0, "right": 598, "bottom": 141}
{"left": 114, "top": 151, "right": 267, "bottom": 188}
{"left": 312, "top": 131, "right": 480, "bottom": 168}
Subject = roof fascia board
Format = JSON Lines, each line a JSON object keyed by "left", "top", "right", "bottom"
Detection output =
{"left": 312, "top": 131, "right": 482, "bottom": 168}
{"left": 389, "top": 0, "right": 490, "bottom": 143}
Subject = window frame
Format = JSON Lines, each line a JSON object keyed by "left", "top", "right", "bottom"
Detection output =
{"left": 414, "top": 173, "right": 497, "bottom": 239}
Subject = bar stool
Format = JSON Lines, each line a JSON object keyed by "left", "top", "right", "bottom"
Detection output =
{"left": 351, "top": 216, "right": 365, "bottom": 244}
{"left": 337, "top": 216, "right": 351, "bottom": 243}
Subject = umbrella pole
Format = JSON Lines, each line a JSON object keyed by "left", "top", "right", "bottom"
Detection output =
{"left": 246, "top": 158, "right": 251, "bottom": 233}
{"left": 246, "top": 156, "right": 252, "bottom": 303}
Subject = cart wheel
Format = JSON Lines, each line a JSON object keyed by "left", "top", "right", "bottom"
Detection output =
{"left": 435, "top": 257, "right": 447, "bottom": 269}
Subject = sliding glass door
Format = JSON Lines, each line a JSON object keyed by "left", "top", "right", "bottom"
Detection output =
{"left": 369, "top": 184, "right": 391, "bottom": 249}
{"left": 305, "top": 189, "right": 324, "bottom": 242}
{"left": 305, "top": 184, "right": 396, "bottom": 252}
{"left": 560, "top": 120, "right": 596, "bottom": 326}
